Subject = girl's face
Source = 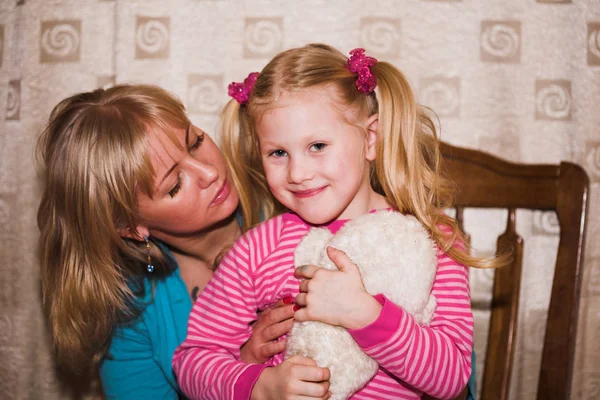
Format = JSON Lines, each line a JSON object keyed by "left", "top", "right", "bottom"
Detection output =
{"left": 256, "top": 89, "right": 381, "bottom": 225}
{"left": 133, "top": 124, "right": 239, "bottom": 241}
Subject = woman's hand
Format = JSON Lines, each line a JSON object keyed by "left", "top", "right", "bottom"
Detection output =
{"left": 294, "top": 247, "right": 382, "bottom": 330}
{"left": 240, "top": 297, "right": 295, "bottom": 364}
{"left": 251, "top": 356, "right": 331, "bottom": 400}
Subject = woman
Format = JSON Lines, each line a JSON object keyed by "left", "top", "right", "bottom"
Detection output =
{"left": 36, "top": 84, "right": 294, "bottom": 399}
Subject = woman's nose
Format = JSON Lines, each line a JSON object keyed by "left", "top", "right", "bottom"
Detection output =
{"left": 186, "top": 158, "right": 218, "bottom": 188}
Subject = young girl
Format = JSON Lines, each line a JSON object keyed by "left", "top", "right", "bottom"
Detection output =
{"left": 173, "top": 43, "right": 497, "bottom": 399}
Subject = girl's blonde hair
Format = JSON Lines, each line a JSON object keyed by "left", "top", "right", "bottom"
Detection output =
{"left": 221, "top": 43, "right": 505, "bottom": 269}
{"left": 37, "top": 84, "right": 192, "bottom": 373}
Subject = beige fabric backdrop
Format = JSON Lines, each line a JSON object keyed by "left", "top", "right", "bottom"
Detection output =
{"left": 0, "top": 0, "right": 598, "bottom": 398}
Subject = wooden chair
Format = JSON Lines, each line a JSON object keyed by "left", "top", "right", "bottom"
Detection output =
{"left": 437, "top": 142, "right": 589, "bottom": 400}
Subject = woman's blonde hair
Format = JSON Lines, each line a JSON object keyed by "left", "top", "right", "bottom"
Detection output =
{"left": 221, "top": 43, "right": 506, "bottom": 269}
{"left": 37, "top": 84, "right": 193, "bottom": 373}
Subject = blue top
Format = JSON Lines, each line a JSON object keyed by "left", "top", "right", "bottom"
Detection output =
{"left": 99, "top": 265, "right": 192, "bottom": 399}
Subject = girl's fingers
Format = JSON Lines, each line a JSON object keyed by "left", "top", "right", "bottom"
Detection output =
{"left": 295, "top": 395, "right": 329, "bottom": 400}
{"left": 326, "top": 246, "right": 356, "bottom": 273}
{"left": 286, "top": 355, "right": 317, "bottom": 366}
{"left": 294, "top": 264, "right": 320, "bottom": 279}
{"left": 299, "top": 279, "right": 310, "bottom": 293}
{"left": 291, "top": 380, "right": 330, "bottom": 399}
{"left": 295, "top": 364, "right": 331, "bottom": 384}
{"left": 294, "top": 293, "right": 307, "bottom": 307}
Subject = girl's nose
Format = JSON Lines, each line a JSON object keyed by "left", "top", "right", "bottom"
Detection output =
{"left": 287, "top": 156, "right": 313, "bottom": 184}
{"left": 186, "top": 158, "right": 218, "bottom": 188}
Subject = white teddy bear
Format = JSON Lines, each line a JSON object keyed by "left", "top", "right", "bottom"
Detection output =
{"left": 285, "top": 210, "right": 438, "bottom": 400}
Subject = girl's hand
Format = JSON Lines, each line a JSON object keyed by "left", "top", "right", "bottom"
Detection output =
{"left": 294, "top": 247, "right": 382, "bottom": 330}
{"left": 251, "top": 356, "right": 331, "bottom": 400}
{"left": 241, "top": 297, "right": 296, "bottom": 364}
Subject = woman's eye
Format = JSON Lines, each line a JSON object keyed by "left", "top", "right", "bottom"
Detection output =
{"left": 168, "top": 176, "right": 182, "bottom": 198}
{"left": 269, "top": 149, "right": 287, "bottom": 158}
{"left": 310, "top": 143, "right": 327, "bottom": 151}
{"left": 190, "top": 134, "right": 204, "bottom": 151}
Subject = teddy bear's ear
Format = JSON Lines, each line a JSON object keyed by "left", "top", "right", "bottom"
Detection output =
{"left": 294, "top": 228, "right": 333, "bottom": 267}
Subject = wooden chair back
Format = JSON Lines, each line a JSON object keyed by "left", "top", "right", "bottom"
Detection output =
{"left": 439, "top": 142, "right": 589, "bottom": 400}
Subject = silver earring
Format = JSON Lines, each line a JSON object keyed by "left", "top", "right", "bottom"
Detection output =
{"left": 144, "top": 235, "right": 154, "bottom": 273}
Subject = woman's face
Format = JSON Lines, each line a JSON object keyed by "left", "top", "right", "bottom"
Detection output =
{"left": 133, "top": 124, "right": 239, "bottom": 242}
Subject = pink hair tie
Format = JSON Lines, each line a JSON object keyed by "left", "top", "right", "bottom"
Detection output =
{"left": 347, "top": 48, "right": 377, "bottom": 94}
{"left": 228, "top": 72, "right": 260, "bottom": 105}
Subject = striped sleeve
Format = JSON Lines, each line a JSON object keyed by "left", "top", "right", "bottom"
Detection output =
{"left": 172, "top": 218, "right": 283, "bottom": 400}
{"left": 348, "top": 244, "right": 473, "bottom": 399}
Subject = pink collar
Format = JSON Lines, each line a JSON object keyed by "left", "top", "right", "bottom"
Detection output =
{"left": 282, "top": 208, "right": 394, "bottom": 234}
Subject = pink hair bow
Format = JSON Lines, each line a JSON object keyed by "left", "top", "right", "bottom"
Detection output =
{"left": 228, "top": 72, "right": 260, "bottom": 105}
{"left": 347, "top": 48, "right": 377, "bottom": 94}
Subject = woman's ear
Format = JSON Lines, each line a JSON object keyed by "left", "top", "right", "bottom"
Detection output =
{"left": 118, "top": 225, "right": 149, "bottom": 242}
{"left": 365, "top": 113, "right": 379, "bottom": 162}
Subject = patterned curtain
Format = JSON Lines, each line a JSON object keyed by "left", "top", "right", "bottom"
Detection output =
{"left": 0, "top": 0, "right": 598, "bottom": 399}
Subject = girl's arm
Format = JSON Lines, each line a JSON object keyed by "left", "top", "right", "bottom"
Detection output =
{"left": 295, "top": 245, "right": 472, "bottom": 399}
{"left": 347, "top": 247, "right": 473, "bottom": 399}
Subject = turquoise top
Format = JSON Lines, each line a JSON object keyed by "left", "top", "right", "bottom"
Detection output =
{"left": 99, "top": 265, "right": 192, "bottom": 399}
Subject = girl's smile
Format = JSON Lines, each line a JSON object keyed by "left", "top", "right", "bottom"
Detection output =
{"left": 291, "top": 185, "right": 328, "bottom": 198}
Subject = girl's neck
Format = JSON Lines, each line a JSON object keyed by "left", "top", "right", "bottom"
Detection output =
{"left": 287, "top": 192, "right": 393, "bottom": 233}
{"left": 167, "top": 212, "right": 241, "bottom": 269}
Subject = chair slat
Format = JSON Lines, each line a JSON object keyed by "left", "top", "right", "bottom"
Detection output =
{"left": 481, "top": 209, "right": 523, "bottom": 400}
{"left": 537, "top": 163, "right": 588, "bottom": 399}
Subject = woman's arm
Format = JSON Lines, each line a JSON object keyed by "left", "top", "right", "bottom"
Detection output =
{"left": 172, "top": 236, "right": 264, "bottom": 400}
{"left": 100, "top": 321, "right": 179, "bottom": 400}
{"left": 240, "top": 297, "right": 296, "bottom": 364}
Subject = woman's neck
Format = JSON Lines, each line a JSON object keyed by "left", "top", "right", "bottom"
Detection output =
{"left": 167, "top": 213, "right": 241, "bottom": 269}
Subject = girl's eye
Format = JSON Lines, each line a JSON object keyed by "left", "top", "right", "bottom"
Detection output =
{"left": 190, "top": 133, "right": 204, "bottom": 151}
{"left": 310, "top": 143, "right": 327, "bottom": 152}
{"left": 168, "top": 176, "right": 182, "bottom": 198}
{"left": 269, "top": 149, "right": 287, "bottom": 158}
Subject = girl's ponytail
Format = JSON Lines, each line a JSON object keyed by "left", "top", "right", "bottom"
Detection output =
{"left": 372, "top": 62, "right": 505, "bottom": 269}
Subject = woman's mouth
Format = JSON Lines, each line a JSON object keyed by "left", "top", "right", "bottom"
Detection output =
{"left": 210, "top": 179, "right": 231, "bottom": 206}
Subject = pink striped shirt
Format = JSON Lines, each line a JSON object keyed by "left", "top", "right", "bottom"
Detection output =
{"left": 172, "top": 212, "right": 473, "bottom": 400}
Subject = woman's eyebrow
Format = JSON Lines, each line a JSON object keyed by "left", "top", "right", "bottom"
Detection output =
{"left": 157, "top": 125, "right": 190, "bottom": 187}
{"left": 158, "top": 163, "right": 178, "bottom": 187}
{"left": 184, "top": 124, "right": 191, "bottom": 146}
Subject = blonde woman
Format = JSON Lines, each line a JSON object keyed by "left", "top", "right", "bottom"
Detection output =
{"left": 36, "top": 84, "right": 296, "bottom": 399}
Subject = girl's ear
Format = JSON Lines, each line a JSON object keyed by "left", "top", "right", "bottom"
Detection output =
{"left": 365, "top": 113, "right": 379, "bottom": 162}
{"left": 118, "top": 225, "right": 149, "bottom": 242}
